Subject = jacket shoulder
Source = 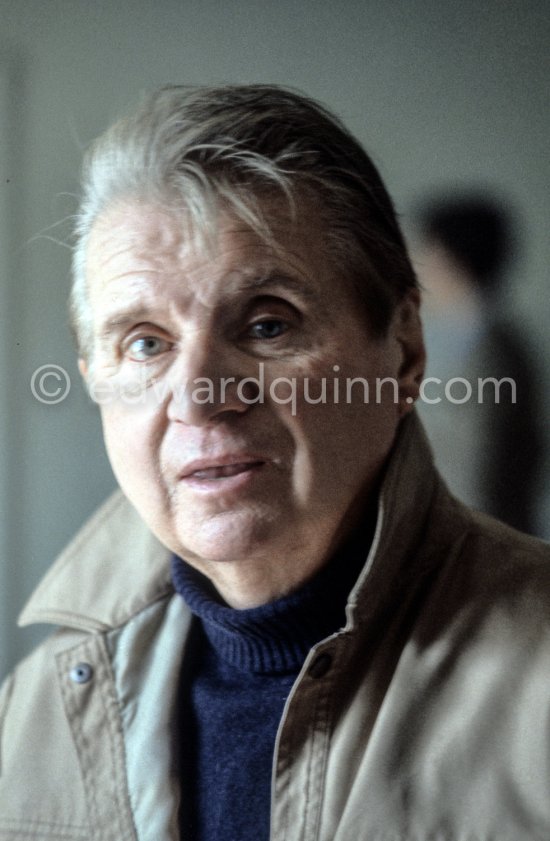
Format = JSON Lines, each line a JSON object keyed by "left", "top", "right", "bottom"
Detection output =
{"left": 464, "top": 507, "right": 550, "bottom": 585}
{"left": 426, "top": 494, "right": 550, "bottom": 643}
{"left": 19, "top": 490, "right": 172, "bottom": 633}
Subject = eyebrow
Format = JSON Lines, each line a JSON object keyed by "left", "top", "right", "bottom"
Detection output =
{"left": 96, "top": 271, "right": 317, "bottom": 342}
{"left": 236, "top": 271, "right": 317, "bottom": 301}
{"left": 97, "top": 307, "right": 157, "bottom": 345}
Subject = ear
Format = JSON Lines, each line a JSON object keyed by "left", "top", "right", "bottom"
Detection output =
{"left": 394, "top": 289, "right": 425, "bottom": 417}
{"left": 78, "top": 358, "right": 88, "bottom": 381}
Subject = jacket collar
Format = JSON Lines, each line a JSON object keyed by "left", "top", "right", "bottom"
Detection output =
{"left": 18, "top": 491, "right": 173, "bottom": 631}
{"left": 19, "top": 412, "right": 444, "bottom": 633}
{"left": 346, "top": 411, "right": 450, "bottom": 631}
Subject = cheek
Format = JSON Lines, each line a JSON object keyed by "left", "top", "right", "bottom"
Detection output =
{"left": 279, "top": 397, "right": 394, "bottom": 515}
{"left": 278, "top": 357, "right": 399, "bottom": 472}
{"left": 100, "top": 405, "right": 160, "bottom": 489}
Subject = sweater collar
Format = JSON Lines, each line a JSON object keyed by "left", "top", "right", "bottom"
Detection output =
{"left": 171, "top": 516, "right": 373, "bottom": 674}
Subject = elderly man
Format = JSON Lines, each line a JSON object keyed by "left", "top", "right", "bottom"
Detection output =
{"left": 1, "top": 86, "right": 549, "bottom": 841}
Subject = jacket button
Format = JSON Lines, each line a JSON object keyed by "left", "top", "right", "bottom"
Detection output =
{"left": 308, "top": 652, "right": 332, "bottom": 678}
{"left": 70, "top": 663, "right": 94, "bottom": 684}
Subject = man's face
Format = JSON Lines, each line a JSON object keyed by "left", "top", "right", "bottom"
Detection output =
{"left": 83, "top": 198, "right": 422, "bottom": 606}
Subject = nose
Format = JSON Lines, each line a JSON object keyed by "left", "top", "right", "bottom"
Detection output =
{"left": 166, "top": 333, "right": 260, "bottom": 426}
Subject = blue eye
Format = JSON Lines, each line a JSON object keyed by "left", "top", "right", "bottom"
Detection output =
{"left": 249, "top": 320, "right": 287, "bottom": 340}
{"left": 127, "top": 336, "right": 170, "bottom": 361}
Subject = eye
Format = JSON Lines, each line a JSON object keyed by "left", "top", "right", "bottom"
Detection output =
{"left": 126, "top": 335, "right": 172, "bottom": 361}
{"left": 247, "top": 319, "right": 288, "bottom": 340}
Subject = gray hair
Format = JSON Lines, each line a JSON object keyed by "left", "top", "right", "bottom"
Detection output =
{"left": 71, "top": 84, "right": 417, "bottom": 360}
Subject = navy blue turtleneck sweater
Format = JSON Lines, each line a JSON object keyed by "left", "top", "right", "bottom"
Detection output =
{"left": 171, "top": 531, "right": 370, "bottom": 841}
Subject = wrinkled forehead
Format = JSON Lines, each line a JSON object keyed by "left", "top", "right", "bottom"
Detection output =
{"left": 86, "top": 200, "right": 187, "bottom": 279}
{"left": 85, "top": 191, "right": 333, "bottom": 291}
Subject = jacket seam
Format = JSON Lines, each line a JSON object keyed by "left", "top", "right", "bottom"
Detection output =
{"left": 0, "top": 816, "right": 88, "bottom": 836}
{"left": 58, "top": 641, "right": 102, "bottom": 836}
{"left": 57, "top": 636, "right": 138, "bottom": 841}
{"left": 94, "top": 638, "right": 138, "bottom": 841}
{"left": 305, "top": 679, "right": 334, "bottom": 841}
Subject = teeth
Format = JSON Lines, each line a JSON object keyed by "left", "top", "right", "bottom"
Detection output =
{"left": 192, "top": 467, "right": 221, "bottom": 479}
{"left": 191, "top": 462, "right": 258, "bottom": 480}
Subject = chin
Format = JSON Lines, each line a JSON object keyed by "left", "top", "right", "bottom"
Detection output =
{"left": 173, "top": 509, "right": 278, "bottom": 566}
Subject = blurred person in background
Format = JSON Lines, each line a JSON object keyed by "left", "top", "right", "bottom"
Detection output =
{"left": 414, "top": 193, "right": 543, "bottom": 534}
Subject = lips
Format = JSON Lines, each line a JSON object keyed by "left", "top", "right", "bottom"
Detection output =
{"left": 188, "top": 461, "right": 264, "bottom": 480}
{"left": 180, "top": 456, "right": 266, "bottom": 481}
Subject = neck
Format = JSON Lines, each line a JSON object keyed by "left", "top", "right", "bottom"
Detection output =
{"left": 198, "top": 551, "right": 333, "bottom": 609}
{"left": 180, "top": 503, "right": 378, "bottom": 610}
{"left": 172, "top": 513, "right": 375, "bottom": 663}
{"left": 181, "top": 486, "right": 381, "bottom": 609}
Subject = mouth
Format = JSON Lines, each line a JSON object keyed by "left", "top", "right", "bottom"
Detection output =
{"left": 185, "top": 461, "right": 265, "bottom": 481}
{"left": 180, "top": 456, "right": 266, "bottom": 483}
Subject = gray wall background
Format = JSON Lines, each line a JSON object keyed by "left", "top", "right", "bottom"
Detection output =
{"left": 1, "top": 0, "right": 549, "bottom": 679}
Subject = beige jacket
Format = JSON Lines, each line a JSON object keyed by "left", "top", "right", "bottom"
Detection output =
{"left": 1, "top": 416, "right": 550, "bottom": 841}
